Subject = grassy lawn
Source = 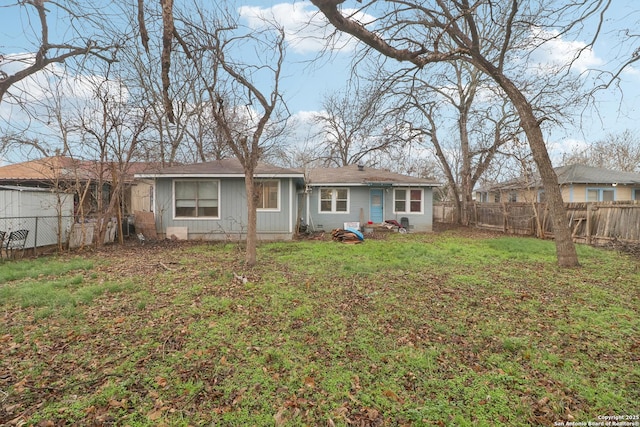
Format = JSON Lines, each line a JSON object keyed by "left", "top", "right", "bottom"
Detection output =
{"left": 1, "top": 229, "right": 638, "bottom": 426}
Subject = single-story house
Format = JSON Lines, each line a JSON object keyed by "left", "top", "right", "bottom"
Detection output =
{"left": 134, "top": 160, "right": 440, "bottom": 240}
{"left": 134, "top": 159, "right": 305, "bottom": 241}
{"left": 303, "top": 164, "right": 440, "bottom": 233}
{"left": 476, "top": 164, "right": 640, "bottom": 203}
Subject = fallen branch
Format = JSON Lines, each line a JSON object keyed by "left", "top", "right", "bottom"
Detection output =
{"left": 159, "top": 262, "right": 175, "bottom": 271}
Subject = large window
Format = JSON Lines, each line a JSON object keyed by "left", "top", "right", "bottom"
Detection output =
{"left": 587, "top": 187, "right": 615, "bottom": 202}
{"left": 320, "top": 188, "right": 349, "bottom": 213}
{"left": 394, "top": 188, "right": 423, "bottom": 213}
{"left": 256, "top": 180, "right": 279, "bottom": 210}
{"left": 174, "top": 180, "right": 219, "bottom": 218}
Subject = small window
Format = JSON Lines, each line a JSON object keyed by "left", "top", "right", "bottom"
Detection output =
{"left": 320, "top": 188, "right": 349, "bottom": 213}
{"left": 394, "top": 188, "right": 423, "bottom": 213}
{"left": 509, "top": 192, "right": 518, "bottom": 203}
{"left": 256, "top": 180, "right": 279, "bottom": 210}
{"left": 174, "top": 180, "right": 219, "bottom": 218}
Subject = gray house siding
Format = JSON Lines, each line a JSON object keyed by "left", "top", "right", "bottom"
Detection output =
{"left": 306, "top": 186, "right": 434, "bottom": 232}
{"left": 154, "top": 177, "right": 298, "bottom": 240}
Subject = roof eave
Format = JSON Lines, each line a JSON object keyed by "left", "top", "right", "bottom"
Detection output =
{"left": 135, "top": 173, "right": 305, "bottom": 179}
{"left": 308, "top": 181, "right": 440, "bottom": 187}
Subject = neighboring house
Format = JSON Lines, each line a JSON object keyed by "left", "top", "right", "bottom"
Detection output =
{"left": 303, "top": 164, "right": 440, "bottom": 233}
{"left": 0, "top": 156, "right": 157, "bottom": 216}
{"left": 134, "top": 159, "right": 305, "bottom": 241}
{"left": 476, "top": 164, "right": 640, "bottom": 203}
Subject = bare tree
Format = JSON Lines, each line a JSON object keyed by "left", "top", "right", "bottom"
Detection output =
{"left": 561, "top": 130, "right": 640, "bottom": 172}
{"left": 72, "top": 62, "right": 150, "bottom": 246}
{"left": 313, "top": 81, "right": 404, "bottom": 167}
{"left": 390, "top": 60, "right": 520, "bottom": 224}
{"left": 122, "top": 19, "right": 232, "bottom": 166}
{"left": 145, "top": 3, "right": 289, "bottom": 266}
{"left": 0, "top": 1, "right": 116, "bottom": 104}
{"left": 307, "top": 0, "right": 611, "bottom": 267}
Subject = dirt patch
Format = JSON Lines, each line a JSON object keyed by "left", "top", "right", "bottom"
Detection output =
{"left": 432, "top": 221, "right": 504, "bottom": 238}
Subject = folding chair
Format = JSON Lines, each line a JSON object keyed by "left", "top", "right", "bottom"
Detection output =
{"left": 0, "top": 231, "right": 5, "bottom": 259}
{"left": 5, "top": 229, "right": 29, "bottom": 259}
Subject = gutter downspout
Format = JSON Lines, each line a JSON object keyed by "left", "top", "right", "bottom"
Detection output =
{"left": 306, "top": 187, "right": 310, "bottom": 232}
{"left": 289, "top": 178, "right": 294, "bottom": 234}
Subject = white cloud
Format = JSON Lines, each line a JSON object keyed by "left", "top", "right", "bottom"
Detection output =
{"left": 0, "top": 52, "right": 114, "bottom": 107}
{"left": 238, "top": 2, "right": 374, "bottom": 54}
{"left": 291, "top": 109, "right": 321, "bottom": 122}
{"left": 527, "top": 26, "right": 604, "bottom": 74}
{"left": 621, "top": 64, "right": 640, "bottom": 77}
{"left": 0, "top": 52, "right": 132, "bottom": 150}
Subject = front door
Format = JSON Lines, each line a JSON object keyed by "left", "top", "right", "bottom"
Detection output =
{"left": 370, "top": 189, "right": 384, "bottom": 223}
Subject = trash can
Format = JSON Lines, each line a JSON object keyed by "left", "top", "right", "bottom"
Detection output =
{"left": 400, "top": 217, "right": 409, "bottom": 230}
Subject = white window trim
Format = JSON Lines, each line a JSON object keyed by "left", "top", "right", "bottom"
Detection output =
{"left": 256, "top": 180, "right": 281, "bottom": 212}
{"left": 393, "top": 187, "right": 424, "bottom": 214}
{"left": 318, "top": 187, "right": 350, "bottom": 214}
{"left": 173, "top": 179, "right": 221, "bottom": 220}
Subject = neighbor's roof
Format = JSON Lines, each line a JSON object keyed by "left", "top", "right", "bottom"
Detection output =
{"left": 0, "top": 184, "right": 57, "bottom": 192}
{"left": 479, "top": 164, "right": 640, "bottom": 192}
{"left": 135, "top": 158, "right": 305, "bottom": 178}
{"left": 306, "top": 164, "right": 440, "bottom": 186}
{"left": 0, "top": 156, "right": 160, "bottom": 183}
{"left": 554, "top": 164, "right": 640, "bottom": 185}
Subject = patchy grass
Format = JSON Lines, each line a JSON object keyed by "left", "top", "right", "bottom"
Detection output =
{"left": 1, "top": 231, "right": 638, "bottom": 426}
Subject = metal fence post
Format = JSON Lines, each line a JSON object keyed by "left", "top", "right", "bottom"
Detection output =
{"left": 34, "top": 216, "right": 38, "bottom": 256}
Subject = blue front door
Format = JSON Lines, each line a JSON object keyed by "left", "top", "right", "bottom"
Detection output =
{"left": 370, "top": 189, "right": 384, "bottom": 223}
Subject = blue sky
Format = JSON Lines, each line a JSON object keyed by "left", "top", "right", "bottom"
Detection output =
{"left": 0, "top": 0, "right": 639, "bottom": 165}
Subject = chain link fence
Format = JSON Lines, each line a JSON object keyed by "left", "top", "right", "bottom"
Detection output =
{"left": 0, "top": 216, "right": 75, "bottom": 256}
{"left": 0, "top": 215, "right": 133, "bottom": 256}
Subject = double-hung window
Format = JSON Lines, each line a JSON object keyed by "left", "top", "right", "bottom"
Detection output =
{"left": 394, "top": 188, "right": 423, "bottom": 214}
{"left": 174, "top": 180, "right": 219, "bottom": 218}
{"left": 256, "top": 180, "right": 279, "bottom": 210}
{"left": 320, "top": 188, "right": 349, "bottom": 213}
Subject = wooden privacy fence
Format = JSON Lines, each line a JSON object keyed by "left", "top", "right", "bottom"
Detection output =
{"left": 434, "top": 201, "right": 640, "bottom": 245}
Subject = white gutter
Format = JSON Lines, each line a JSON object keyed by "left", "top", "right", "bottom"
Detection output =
{"left": 135, "top": 173, "right": 305, "bottom": 179}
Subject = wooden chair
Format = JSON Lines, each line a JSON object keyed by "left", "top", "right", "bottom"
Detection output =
{"left": 4, "top": 229, "right": 29, "bottom": 259}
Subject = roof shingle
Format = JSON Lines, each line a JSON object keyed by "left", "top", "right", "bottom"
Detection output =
{"left": 306, "top": 164, "right": 439, "bottom": 186}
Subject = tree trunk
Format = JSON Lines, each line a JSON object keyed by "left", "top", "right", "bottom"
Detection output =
{"left": 309, "top": 0, "right": 580, "bottom": 267}
{"left": 491, "top": 73, "right": 579, "bottom": 267}
{"left": 244, "top": 171, "right": 258, "bottom": 267}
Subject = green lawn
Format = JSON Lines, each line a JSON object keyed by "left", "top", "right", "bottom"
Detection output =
{"left": 1, "top": 230, "right": 638, "bottom": 426}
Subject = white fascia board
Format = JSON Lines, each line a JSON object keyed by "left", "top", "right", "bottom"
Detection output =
{"left": 308, "top": 182, "right": 439, "bottom": 187}
{"left": 255, "top": 174, "right": 306, "bottom": 179}
{"left": 135, "top": 173, "right": 304, "bottom": 179}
